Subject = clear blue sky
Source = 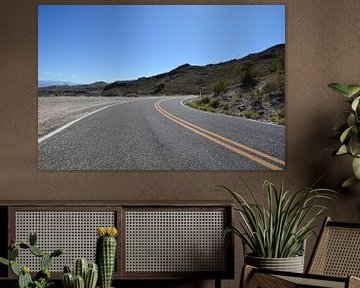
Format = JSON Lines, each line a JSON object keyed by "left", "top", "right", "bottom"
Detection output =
{"left": 38, "top": 5, "right": 285, "bottom": 84}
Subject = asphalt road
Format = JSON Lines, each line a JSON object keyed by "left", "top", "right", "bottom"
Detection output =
{"left": 38, "top": 96, "right": 285, "bottom": 170}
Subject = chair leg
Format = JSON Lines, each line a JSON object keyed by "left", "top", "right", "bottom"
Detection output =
{"left": 215, "top": 278, "right": 221, "bottom": 288}
{"left": 240, "top": 265, "right": 255, "bottom": 288}
{"left": 349, "top": 276, "right": 360, "bottom": 288}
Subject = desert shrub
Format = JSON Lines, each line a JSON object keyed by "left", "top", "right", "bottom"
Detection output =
{"left": 201, "top": 107, "right": 216, "bottom": 113}
{"left": 213, "top": 79, "right": 227, "bottom": 95}
{"left": 251, "top": 89, "right": 264, "bottom": 104}
{"left": 244, "top": 63, "right": 258, "bottom": 77}
{"left": 243, "top": 109, "right": 260, "bottom": 119}
{"left": 189, "top": 97, "right": 209, "bottom": 107}
{"left": 269, "top": 56, "right": 285, "bottom": 73}
{"left": 269, "top": 108, "right": 285, "bottom": 125}
{"left": 222, "top": 103, "right": 229, "bottom": 111}
{"left": 262, "top": 73, "right": 285, "bottom": 95}
{"left": 188, "top": 97, "right": 216, "bottom": 113}
{"left": 239, "top": 62, "right": 258, "bottom": 87}
{"left": 199, "top": 96, "right": 210, "bottom": 104}
{"left": 209, "top": 99, "right": 220, "bottom": 108}
{"left": 53, "top": 87, "right": 63, "bottom": 96}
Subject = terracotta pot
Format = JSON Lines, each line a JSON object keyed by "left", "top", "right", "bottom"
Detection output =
{"left": 245, "top": 254, "right": 305, "bottom": 273}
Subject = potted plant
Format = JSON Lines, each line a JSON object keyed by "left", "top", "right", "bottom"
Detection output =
{"left": 0, "top": 232, "right": 63, "bottom": 288}
{"left": 328, "top": 82, "right": 360, "bottom": 187}
{"left": 221, "top": 179, "right": 334, "bottom": 273}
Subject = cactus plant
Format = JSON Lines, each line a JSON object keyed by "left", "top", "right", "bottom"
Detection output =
{"left": 19, "top": 267, "right": 32, "bottom": 288}
{"left": 96, "top": 227, "right": 118, "bottom": 288}
{"left": 74, "top": 258, "right": 88, "bottom": 279}
{"left": 63, "top": 272, "right": 74, "bottom": 288}
{"left": 29, "top": 232, "right": 37, "bottom": 246}
{"left": 85, "top": 262, "right": 98, "bottom": 288}
{"left": 0, "top": 232, "right": 63, "bottom": 288}
{"left": 63, "top": 259, "right": 98, "bottom": 288}
{"left": 73, "top": 275, "right": 85, "bottom": 288}
{"left": 41, "top": 253, "right": 52, "bottom": 270}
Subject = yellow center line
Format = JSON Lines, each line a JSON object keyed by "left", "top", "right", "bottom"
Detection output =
{"left": 154, "top": 99, "right": 284, "bottom": 170}
{"left": 158, "top": 100, "right": 285, "bottom": 166}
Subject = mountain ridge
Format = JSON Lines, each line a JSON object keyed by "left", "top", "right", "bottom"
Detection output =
{"left": 101, "top": 43, "right": 285, "bottom": 96}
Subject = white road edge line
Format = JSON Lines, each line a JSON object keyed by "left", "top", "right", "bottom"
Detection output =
{"left": 38, "top": 101, "right": 126, "bottom": 144}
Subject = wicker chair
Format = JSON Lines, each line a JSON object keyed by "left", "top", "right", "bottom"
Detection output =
{"left": 241, "top": 217, "right": 360, "bottom": 288}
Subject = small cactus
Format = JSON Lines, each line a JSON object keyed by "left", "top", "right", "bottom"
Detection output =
{"left": 0, "top": 232, "right": 63, "bottom": 288}
{"left": 19, "top": 243, "right": 30, "bottom": 249}
{"left": 85, "top": 263, "right": 98, "bottom": 288}
{"left": 35, "top": 268, "right": 50, "bottom": 281}
{"left": 10, "top": 260, "right": 20, "bottom": 276}
{"left": 63, "top": 259, "right": 98, "bottom": 288}
{"left": 51, "top": 248, "right": 64, "bottom": 258}
{"left": 29, "top": 232, "right": 37, "bottom": 246}
{"left": 41, "top": 253, "right": 52, "bottom": 270}
{"left": 74, "top": 275, "right": 85, "bottom": 288}
{"left": 96, "top": 227, "right": 118, "bottom": 288}
{"left": 9, "top": 247, "right": 19, "bottom": 260}
{"left": 64, "top": 265, "right": 72, "bottom": 273}
{"left": 74, "top": 258, "right": 88, "bottom": 279}
{"left": 29, "top": 245, "right": 44, "bottom": 257}
{"left": 18, "top": 268, "right": 32, "bottom": 288}
{"left": 63, "top": 272, "right": 74, "bottom": 288}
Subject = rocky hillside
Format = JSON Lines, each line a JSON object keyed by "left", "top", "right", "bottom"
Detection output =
{"left": 186, "top": 44, "right": 285, "bottom": 125}
{"left": 101, "top": 44, "right": 284, "bottom": 96}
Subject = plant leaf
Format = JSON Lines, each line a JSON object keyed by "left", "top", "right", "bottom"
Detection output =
{"left": 0, "top": 257, "right": 9, "bottom": 266}
{"left": 342, "top": 177, "right": 360, "bottom": 188}
{"left": 347, "top": 85, "right": 360, "bottom": 97}
{"left": 347, "top": 114, "right": 356, "bottom": 128}
{"left": 351, "top": 96, "right": 360, "bottom": 111}
{"left": 336, "top": 145, "right": 348, "bottom": 155}
{"left": 340, "top": 127, "right": 353, "bottom": 143}
{"left": 352, "top": 157, "right": 360, "bottom": 179}
{"left": 350, "top": 135, "right": 360, "bottom": 156}
{"left": 328, "top": 83, "right": 351, "bottom": 97}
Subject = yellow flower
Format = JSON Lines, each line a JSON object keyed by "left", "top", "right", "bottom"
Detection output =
{"left": 96, "top": 227, "right": 118, "bottom": 237}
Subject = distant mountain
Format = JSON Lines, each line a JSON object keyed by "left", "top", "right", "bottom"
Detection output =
{"left": 101, "top": 44, "right": 285, "bottom": 97}
{"left": 38, "top": 80, "right": 79, "bottom": 88}
{"left": 38, "top": 81, "right": 108, "bottom": 96}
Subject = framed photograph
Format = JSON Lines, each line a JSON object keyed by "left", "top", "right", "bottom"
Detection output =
{"left": 38, "top": 5, "right": 285, "bottom": 170}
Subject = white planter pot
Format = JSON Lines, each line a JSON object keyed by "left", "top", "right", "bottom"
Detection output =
{"left": 245, "top": 254, "right": 305, "bottom": 273}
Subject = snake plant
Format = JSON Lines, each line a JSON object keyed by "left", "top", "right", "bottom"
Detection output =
{"left": 221, "top": 178, "right": 335, "bottom": 258}
{"left": 328, "top": 83, "right": 360, "bottom": 187}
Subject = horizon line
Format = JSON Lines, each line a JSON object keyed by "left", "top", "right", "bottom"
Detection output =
{"left": 38, "top": 42, "right": 285, "bottom": 87}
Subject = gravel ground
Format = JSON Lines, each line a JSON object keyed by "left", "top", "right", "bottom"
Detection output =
{"left": 38, "top": 96, "right": 136, "bottom": 137}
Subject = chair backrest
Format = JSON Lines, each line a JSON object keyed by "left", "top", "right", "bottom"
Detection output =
{"left": 307, "top": 217, "right": 360, "bottom": 277}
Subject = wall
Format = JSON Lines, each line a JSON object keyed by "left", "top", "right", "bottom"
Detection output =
{"left": 1, "top": 0, "right": 360, "bottom": 287}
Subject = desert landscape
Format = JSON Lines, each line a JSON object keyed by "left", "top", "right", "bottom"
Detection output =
{"left": 38, "top": 96, "right": 139, "bottom": 138}
{"left": 39, "top": 44, "right": 285, "bottom": 140}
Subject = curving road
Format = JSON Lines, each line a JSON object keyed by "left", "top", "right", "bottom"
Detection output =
{"left": 38, "top": 96, "right": 285, "bottom": 170}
